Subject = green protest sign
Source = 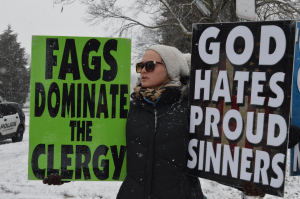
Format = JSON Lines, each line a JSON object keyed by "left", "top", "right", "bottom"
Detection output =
{"left": 28, "top": 36, "right": 131, "bottom": 181}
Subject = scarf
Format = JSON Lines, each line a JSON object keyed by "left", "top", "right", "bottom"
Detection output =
{"left": 134, "top": 80, "right": 181, "bottom": 103}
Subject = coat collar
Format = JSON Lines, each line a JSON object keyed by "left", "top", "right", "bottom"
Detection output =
{"left": 131, "top": 87, "right": 182, "bottom": 108}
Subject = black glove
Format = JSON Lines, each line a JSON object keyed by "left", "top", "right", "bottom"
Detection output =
{"left": 43, "top": 173, "right": 69, "bottom": 185}
{"left": 288, "top": 125, "right": 300, "bottom": 149}
{"left": 243, "top": 182, "right": 265, "bottom": 197}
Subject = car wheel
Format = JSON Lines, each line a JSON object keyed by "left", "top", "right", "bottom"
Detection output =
{"left": 12, "top": 126, "right": 24, "bottom": 143}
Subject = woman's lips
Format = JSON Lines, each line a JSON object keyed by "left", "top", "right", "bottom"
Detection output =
{"left": 142, "top": 76, "right": 148, "bottom": 81}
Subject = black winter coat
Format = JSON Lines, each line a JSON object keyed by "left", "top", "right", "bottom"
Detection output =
{"left": 117, "top": 87, "right": 204, "bottom": 199}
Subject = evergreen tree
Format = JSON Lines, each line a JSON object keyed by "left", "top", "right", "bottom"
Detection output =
{"left": 0, "top": 25, "right": 30, "bottom": 105}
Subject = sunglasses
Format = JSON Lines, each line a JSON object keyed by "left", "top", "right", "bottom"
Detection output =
{"left": 136, "top": 61, "right": 164, "bottom": 73}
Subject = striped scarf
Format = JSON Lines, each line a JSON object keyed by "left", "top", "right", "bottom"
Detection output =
{"left": 134, "top": 80, "right": 181, "bottom": 103}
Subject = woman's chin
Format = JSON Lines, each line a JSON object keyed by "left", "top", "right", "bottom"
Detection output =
{"left": 141, "top": 83, "right": 150, "bottom": 88}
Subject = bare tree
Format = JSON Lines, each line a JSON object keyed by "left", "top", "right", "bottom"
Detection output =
{"left": 256, "top": 0, "right": 300, "bottom": 21}
{"left": 53, "top": 0, "right": 300, "bottom": 37}
{"left": 52, "top": 0, "right": 300, "bottom": 53}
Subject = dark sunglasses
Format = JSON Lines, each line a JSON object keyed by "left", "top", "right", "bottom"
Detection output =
{"left": 136, "top": 61, "right": 164, "bottom": 73}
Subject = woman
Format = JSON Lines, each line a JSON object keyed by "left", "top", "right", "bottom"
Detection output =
{"left": 44, "top": 45, "right": 264, "bottom": 198}
{"left": 116, "top": 45, "right": 204, "bottom": 199}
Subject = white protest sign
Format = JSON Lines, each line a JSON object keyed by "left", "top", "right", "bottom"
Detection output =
{"left": 236, "top": 0, "right": 255, "bottom": 21}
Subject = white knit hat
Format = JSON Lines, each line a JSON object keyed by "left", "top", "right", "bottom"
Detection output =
{"left": 148, "top": 45, "right": 190, "bottom": 80}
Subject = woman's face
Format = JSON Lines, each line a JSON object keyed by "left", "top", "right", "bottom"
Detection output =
{"left": 140, "top": 50, "right": 169, "bottom": 90}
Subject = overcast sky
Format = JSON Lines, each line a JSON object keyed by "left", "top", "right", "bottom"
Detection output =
{"left": 0, "top": 0, "right": 111, "bottom": 55}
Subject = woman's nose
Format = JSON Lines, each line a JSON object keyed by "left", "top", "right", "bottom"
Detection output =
{"left": 141, "top": 66, "right": 147, "bottom": 73}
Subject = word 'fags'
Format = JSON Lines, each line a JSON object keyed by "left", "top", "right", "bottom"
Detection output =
{"left": 31, "top": 144, "right": 126, "bottom": 181}
{"left": 46, "top": 38, "right": 118, "bottom": 82}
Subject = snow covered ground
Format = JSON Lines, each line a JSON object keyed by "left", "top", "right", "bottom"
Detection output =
{"left": 0, "top": 108, "right": 299, "bottom": 198}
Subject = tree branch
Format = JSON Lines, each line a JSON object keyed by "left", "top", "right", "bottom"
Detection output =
{"left": 157, "top": 0, "right": 192, "bottom": 36}
{"left": 257, "top": 0, "right": 300, "bottom": 15}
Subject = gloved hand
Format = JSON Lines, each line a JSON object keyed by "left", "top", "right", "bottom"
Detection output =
{"left": 288, "top": 125, "right": 300, "bottom": 149}
{"left": 243, "top": 182, "right": 265, "bottom": 197}
{"left": 43, "top": 173, "right": 65, "bottom": 185}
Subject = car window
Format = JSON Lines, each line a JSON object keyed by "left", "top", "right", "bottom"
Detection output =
{"left": 0, "top": 104, "right": 10, "bottom": 116}
{"left": 7, "top": 105, "right": 17, "bottom": 115}
{"left": 12, "top": 104, "right": 23, "bottom": 114}
{"left": 0, "top": 105, "right": 4, "bottom": 116}
{"left": 0, "top": 104, "right": 17, "bottom": 116}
